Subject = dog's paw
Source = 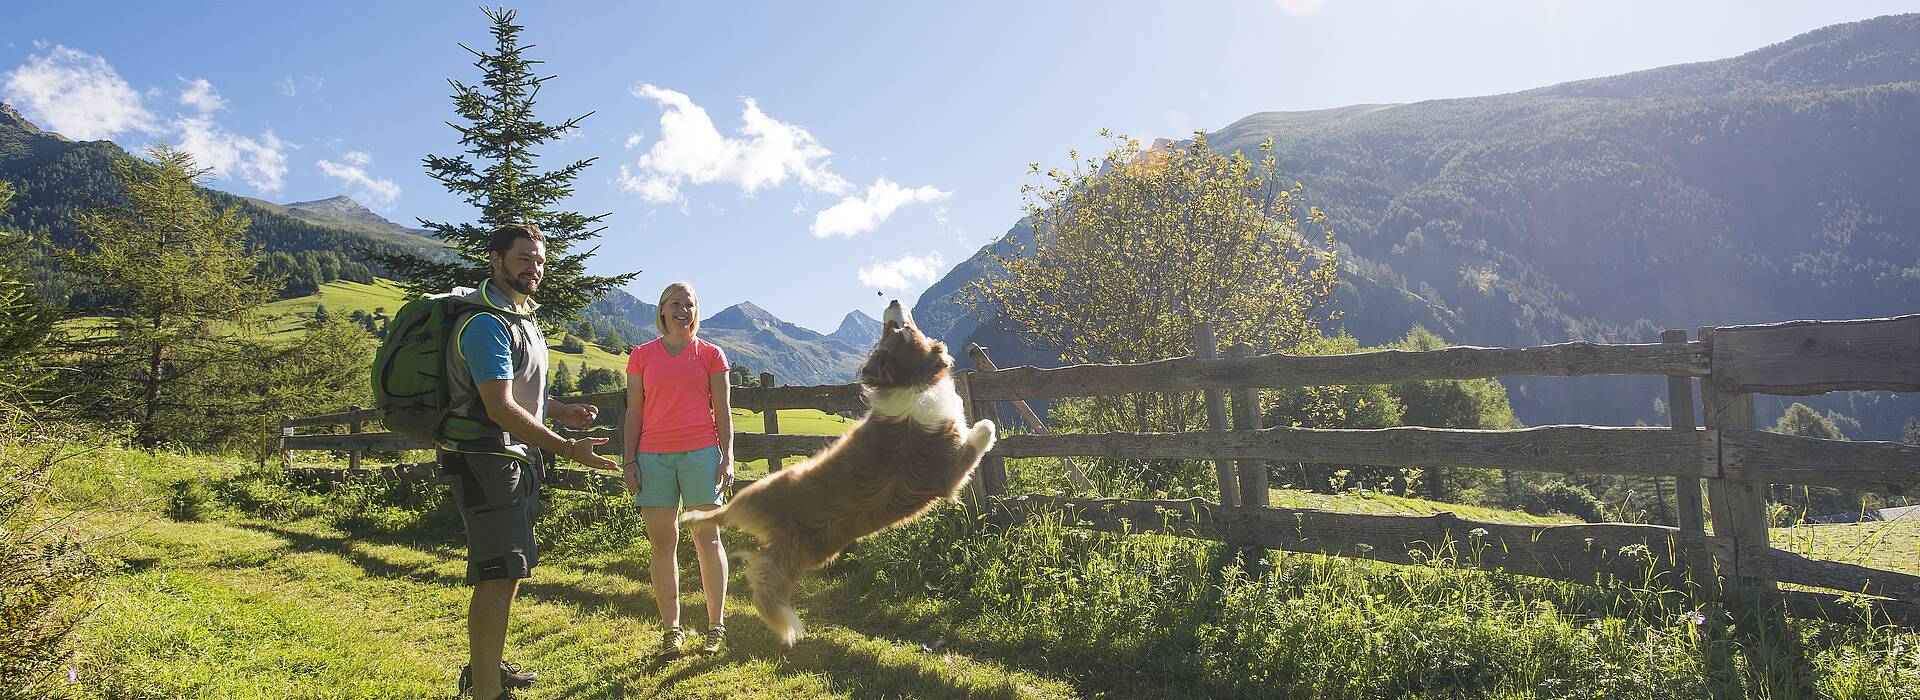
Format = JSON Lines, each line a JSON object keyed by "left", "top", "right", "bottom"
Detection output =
{"left": 968, "top": 419, "right": 997, "bottom": 452}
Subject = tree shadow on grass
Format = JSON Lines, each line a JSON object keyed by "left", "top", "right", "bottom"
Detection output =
{"left": 540, "top": 627, "right": 1045, "bottom": 700}
{"left": 227, "top": 522, "right": 1065, "bottom": 700}
{"left": 790, "top": 578, "right": 1209, "bottom": 699}
{"left": 227, "top": 521, "right": 668, "bottom": 620}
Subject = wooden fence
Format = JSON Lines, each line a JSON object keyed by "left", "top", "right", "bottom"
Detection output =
{"left": 281, "top": 314, "right": 1920, "bottom": 689}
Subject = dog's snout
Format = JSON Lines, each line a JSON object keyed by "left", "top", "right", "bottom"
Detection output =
{"left": 882, "top": 300, "right": 910, "bottom": 327}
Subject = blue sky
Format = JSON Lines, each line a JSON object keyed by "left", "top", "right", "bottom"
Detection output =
{"left": 5, "top": 1, "right": 1916, "bottom": 331}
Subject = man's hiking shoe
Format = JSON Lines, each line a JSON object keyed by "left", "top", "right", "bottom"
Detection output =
{"left": 657, "top": 626, "right": 686, "bottom": 660}
{"left": 457, "top": 661, "right": 536, "bottom": 695}
{"left": 700, "top": 624, "right": 725, "bottom": 654}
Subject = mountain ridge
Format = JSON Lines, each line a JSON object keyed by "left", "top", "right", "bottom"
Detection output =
{"left": 914, "top": 13, "right": 1920, "bottom": 440}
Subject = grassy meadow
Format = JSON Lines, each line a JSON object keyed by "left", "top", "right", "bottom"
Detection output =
{"left": 28, "top": 433, "right": 1918, "bottom": 699}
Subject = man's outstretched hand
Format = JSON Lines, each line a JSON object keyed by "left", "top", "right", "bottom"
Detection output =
{"left": 567, "top": 436, "right": 617, "bottom": 470}
{"left": 552, "top": 402, "right": 599, "bottom": 429}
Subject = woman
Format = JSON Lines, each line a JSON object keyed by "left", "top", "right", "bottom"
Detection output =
{"left": 622, "top": 281, "right": 734, "bottom": 657}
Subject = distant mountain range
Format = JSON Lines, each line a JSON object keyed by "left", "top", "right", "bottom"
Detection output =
{"left": 916, "top": 13, "right": 1920, "bottom": 440}
{"left": 275, "top": 194, "right": 434, "bottom": 242}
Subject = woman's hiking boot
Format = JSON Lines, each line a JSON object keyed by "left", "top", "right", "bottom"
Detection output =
{"left": 700, "top": 624, "right": 725, "bottom": 655}
{"left": 657, "top": 626, "right": 686, "bottom": 660}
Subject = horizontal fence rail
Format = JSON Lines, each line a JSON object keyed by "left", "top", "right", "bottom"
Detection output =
{"left": 988, "top": 494, "right": 1723, "bottom": 586}
{"left": 285, "top": 463, "right": 759, "bottom": 497}
{"left": 1710, "top": 314, "right": 1920, "bottom": 396}
{"left": 997, "top": 425, "right": 1717, "bottom": 479}
{"left": 967, "top": 340, "right": 1707, "bottom": 402}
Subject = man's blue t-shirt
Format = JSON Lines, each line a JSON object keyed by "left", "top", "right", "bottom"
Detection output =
{"left": 460, "top": 313, "right": 515, "bottom": 382}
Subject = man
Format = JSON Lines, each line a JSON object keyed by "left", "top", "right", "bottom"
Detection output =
{"left": 440, "top": 223, "right": 616, "bottom": 700}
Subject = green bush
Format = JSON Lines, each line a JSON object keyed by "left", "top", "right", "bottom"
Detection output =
{"left": 1516, "top": 481, "right": 1607, "bottom": 523}
{"left": 165, "top": 477, "right": 211, "bottom": 522}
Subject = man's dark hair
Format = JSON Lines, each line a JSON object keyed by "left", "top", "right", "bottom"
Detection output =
{"left": 487, "top": 223, "right": 547, "bottom": 256}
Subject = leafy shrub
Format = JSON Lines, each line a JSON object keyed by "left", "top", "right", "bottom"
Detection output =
{"left": 1516, "top": 481, "right": 1607, "bottom": 522}
{"left": 164, "top": 477, "right": 211, "bottom": 521}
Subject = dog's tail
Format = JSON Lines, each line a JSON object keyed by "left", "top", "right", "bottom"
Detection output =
{"left": 741, "top": 547, "right": 805, "bottom": 647}
{"left": 678, "top": 506, "right": 726, "bottom": 528}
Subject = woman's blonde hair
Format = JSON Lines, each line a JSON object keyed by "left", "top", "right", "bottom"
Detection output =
{"left": 656, "top": 281, "right": 698, "bottom": 337}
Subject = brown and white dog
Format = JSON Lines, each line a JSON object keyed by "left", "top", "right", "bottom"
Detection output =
{"left": 678, "top": 300, "right": 996, "bottom": 646}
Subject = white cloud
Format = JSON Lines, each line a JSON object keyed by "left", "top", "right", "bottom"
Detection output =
{"left": 177, "top": 77, "right": 225, "bottom": 114}
{"left": 175, "top": 115, "right": 288, "bottom": 193}
{"left": 1, "top": 45, "right": 154, "bottom": 140}
{"left": 623, "top": 131, "right": 643, "bottom": 149}
{"left": 619, "top": 84, "right": 850, "bottom": 203}
{"left": 1273, "top": 0, "right": 1327, "bottom": 16}
{"left": 858, "top": 252, "right": 946, "bottom": 291}
{"left": 812, "top": 179, "right": 950, "bottom": 238}
{"left": 933, "top": 205, "right": 969, "bottom": 245}
{"left": 316, "top": 151, "right": 401, "bottom": 209}
{"left": 4, "top": 45, "right": 289, "bottom": 193}
{"left": 278, "top": 75, "right": 323, "bottom": 97}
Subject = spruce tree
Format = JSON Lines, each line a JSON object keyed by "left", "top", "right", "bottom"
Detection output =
{"left": 373, "top": 7, "right": 635, "bottom": 325}
{"left": 0, "top": 178, "right": 61, "bottom": 409}
{"left": 63, "top": 146, "right": 279, "bottom": 447}
{"left": 550, "top": 360, "right": 576, "bottom": 396}
{"left": 1904, "top": 416, "right": 1919, "bottom": 446}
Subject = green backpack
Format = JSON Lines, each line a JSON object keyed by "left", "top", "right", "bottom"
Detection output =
{"left": 371, "top": 290, "right": 488, "bottom": 443}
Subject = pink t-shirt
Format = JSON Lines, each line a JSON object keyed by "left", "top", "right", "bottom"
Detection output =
{"left": 627, "top": 337, "right": 729, "bottom": 453}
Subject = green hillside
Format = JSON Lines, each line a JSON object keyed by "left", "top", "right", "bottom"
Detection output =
{"left": 261, "top": 279, "right": 630, "bottom": 374}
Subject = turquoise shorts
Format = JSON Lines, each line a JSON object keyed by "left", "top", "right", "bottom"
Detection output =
{"left": 633, "top": 445, "right": 725, "bottom": 509}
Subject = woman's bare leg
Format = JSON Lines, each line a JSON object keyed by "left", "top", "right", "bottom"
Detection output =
{"left": 641, "top": 506, "right": 681, "bottom": 627}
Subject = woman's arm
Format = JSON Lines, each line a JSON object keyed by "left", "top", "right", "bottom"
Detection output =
{"left": 709, "top": 371, "right": 734, "bottom": 490}
{"left": 622, "top": 374, "right": 644, "bottom": 492}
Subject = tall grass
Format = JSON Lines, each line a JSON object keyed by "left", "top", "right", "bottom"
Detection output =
{"left": 834, "top": 505, "right": 1920, "bottom": 699}
{"left": 0, "top": 415, "right": 105, "bottom": 700}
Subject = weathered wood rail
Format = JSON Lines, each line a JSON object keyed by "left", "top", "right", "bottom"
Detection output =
{"left": 282, "top": 314, "right": 1920, "bottom": 642}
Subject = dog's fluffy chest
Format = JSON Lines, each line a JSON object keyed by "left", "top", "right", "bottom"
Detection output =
{"left": 866, "top": 376, "right": 966, "bottom": 429}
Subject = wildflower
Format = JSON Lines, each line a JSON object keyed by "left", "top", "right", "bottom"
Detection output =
{"left": 1684, "top": 610, "right": 1707, "bottom": 626}
{"left": 1468, "top": 527, "right": 1489, "bottom": 538}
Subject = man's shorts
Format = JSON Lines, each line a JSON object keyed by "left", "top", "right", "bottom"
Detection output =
{"left": 439, "top": 450, "right": 541, "bottom": 585}
{"left": 633, "top": 445, "right": 725, "bottom": 510}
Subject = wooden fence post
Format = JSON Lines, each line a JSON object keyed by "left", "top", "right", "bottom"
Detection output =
{"left": 1662, "top": 330, "right": 1705, "bottom": 533}
{"left": 1196, "top": 323, "right": 1240, "bottom": 507}
{"left": 1229, "top": 343, "right": 1272, "bottom": 572}
{"left": 1228, "top": 344, "right": 1269, "bottom": 509}
{"left": 760, "top": 372, "right": 782, "bottom": 471}
{"left": 954, "top": 368, "right": 987, "bottom": 505}
{"left": 347, "top": 406, "right": 363, "bottom": 470}
{"left": 954, "top": 357, "right": 1007, "bottom": 497}
{"left": 967, "top": 345, "right": 1095, "bottom": 495}
{"left": 1700, "top": 326, "right": 1811, "bottom": 697}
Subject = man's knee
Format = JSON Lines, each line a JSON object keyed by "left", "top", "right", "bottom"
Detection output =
{"left": 473, "top": 576, "right": 519, "bottom": 601}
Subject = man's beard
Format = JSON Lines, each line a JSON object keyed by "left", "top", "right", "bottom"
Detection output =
{"left": 506, "top": 273, "right": 540, "bottom": 295}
